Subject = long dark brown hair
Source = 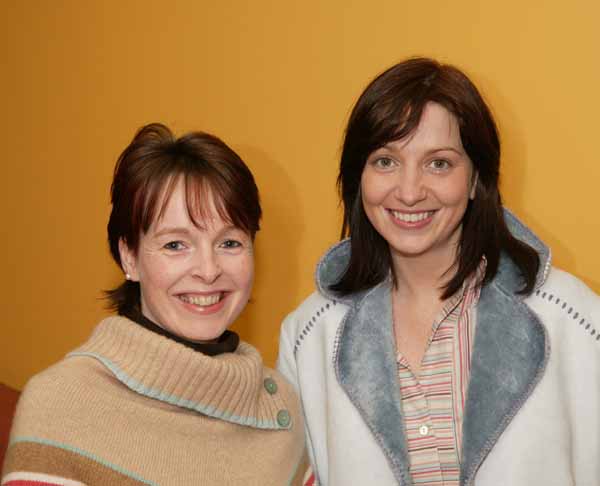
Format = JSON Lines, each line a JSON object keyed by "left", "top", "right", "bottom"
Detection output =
{"left": 332, "top": 58, "right": 539, "bottom": 298}
{"left": 105, "top": 123, "right": 261, "bottom": 315}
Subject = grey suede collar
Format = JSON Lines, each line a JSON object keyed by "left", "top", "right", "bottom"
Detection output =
{"left": 316, "top": 209, "right": 551, "bottom": 486}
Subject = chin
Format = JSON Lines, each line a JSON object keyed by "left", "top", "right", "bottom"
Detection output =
{"left": 389, "top": 240, "right": 434, "bottom": 257}
{"left": 185, "top": 330, "right": 225, "bottom": 343}
{"left": 168, "top": 320, "right": 222, "bottom": 343}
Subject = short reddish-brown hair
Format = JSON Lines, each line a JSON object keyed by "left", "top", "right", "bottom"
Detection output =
{"left": 106, "top": 123, "right": 261, "bottom": 315}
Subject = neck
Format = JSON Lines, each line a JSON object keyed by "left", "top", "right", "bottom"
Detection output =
{"left": 391, "top": 246, "right": 458, "bottom": 301}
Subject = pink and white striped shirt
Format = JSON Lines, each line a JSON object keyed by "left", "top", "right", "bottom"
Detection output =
{"left": 396, "top": 266, "right": 484, "bottom": 486}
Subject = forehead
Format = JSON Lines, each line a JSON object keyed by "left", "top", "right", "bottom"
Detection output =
{"left": 387, "top": 102, "right": 463, "bottom": 153}
{"left": 150, "top": 176, "right": 231, "bottom": 230}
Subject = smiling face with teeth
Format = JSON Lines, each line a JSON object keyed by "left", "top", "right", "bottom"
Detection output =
{"left": 118, "top": 178, "right": 254, "bottom": 342}
{"left": 361, "top": 102, "right": 477, "bottom": 272}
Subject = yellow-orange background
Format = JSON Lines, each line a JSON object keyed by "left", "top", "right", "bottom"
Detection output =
{"left": 2, "top": 1, "right": 599, "bottom": 389}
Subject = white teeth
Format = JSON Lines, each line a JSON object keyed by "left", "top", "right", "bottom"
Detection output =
{"left": 391, "top": 211, "right": 433, "bottom": 223}
{"left": 180, "top": 293, "right": 222, "bottom": 306}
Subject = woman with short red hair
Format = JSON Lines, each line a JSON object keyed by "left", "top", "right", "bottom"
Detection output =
{"left": 4, "top": 123, "right": 309, "bottom": 486}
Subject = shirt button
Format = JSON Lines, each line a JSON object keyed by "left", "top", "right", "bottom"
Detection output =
{"left": 277, "top": 409, "right": 291, "bottom": 428}
{"left": 419, "top": 425, "right": 429, "bottom": 436}
{"left": 263, "top": 377, "right": 278, "bottom": 395}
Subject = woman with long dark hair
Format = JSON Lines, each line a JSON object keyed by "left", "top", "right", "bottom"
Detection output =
{"left": 278, "top": 58, "right": 600, "bottom": 486}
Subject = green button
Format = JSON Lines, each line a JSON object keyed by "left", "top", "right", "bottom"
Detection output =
{"left": 264, "top": 377, "right": 278, "bottom": 395}
{"left": 277, "top": 409, "right": 291, "bottom": 428}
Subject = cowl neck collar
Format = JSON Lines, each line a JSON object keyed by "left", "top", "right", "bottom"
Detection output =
{"left": 68, "top": 316, "right": 291, "bottom": 430}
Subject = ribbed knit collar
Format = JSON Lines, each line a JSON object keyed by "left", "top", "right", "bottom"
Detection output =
{"left": 68, "top": 316, "right": 291, "bottom": 430}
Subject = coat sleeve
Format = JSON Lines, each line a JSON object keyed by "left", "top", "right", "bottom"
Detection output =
{"left": 277, "top": 309, "right": 322, "bottom": 486}
{"left": 277, "top": 309, "right": 301, "bottom": 393}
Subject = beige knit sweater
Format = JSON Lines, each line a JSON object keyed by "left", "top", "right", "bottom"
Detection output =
{"left": 2, "top": 317, "right": 308, "bottom": 485}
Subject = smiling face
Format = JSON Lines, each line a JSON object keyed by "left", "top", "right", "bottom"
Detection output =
{"left": 119, "top": 178, "right": 254, "bottom": 342}
{"left": 361, "top": 102, "right": 477, "bottom": 270}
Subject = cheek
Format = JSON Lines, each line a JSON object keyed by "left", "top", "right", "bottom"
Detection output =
{"left": 225, "top": 255, "right": 255, "bottom": 293}
{"left": 360, "top": 171, "right": 380, "bottom": 206}
{"left": 138, "top": 255, "right": 180, "bottom": 291}
{"left": 239, "top": 258, "right": 255, "bottom": 293}
{"left": 436, "top": 175, "right": 473, "bottom": 207}
{"left": 361, "top": 170, "right": 396, "bottom": 210}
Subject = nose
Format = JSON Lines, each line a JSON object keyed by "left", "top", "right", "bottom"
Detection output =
{"left": 393, "top": 167, "right": 426, "bottom": 206}
{"left": 191, "top": 248, "right": 222, "bottom": 284}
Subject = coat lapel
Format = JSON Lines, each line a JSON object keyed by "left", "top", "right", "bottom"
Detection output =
{"left": 460, "top": 272, "right": 549, "bottom": 485}
{"left": 334, "top": 281, "right": 412, "bottom": 486}
{"left": 334, "top": 272, "right": 549, "bottom": 486}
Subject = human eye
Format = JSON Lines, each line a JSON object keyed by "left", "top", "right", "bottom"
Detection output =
{"left": 427, "top": 159, "right": 452, "bottom": 171}
{"left": 220, "top": 239, "right": 242, "bottom": 249}
{"left": 163, "top": 241, "right": 186, "bottom": 251}
{"left": 372, "top": 157, "right": 396, "bottom": 170}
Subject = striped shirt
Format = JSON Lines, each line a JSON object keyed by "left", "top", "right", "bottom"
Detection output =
{"left": 396, "top": 266, "right": 484, "bottom": 485}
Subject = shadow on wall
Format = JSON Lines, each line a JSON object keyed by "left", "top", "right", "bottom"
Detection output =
{"left": 482, "top": 75, "right": 586, "bottom": 287}
{"left": 478, "top": 73, "right": 530, "bottom": 215}
{"left": 517, "top": 209, "right": 600, "bottom": 292}
{"left": 481, "top": 74, "right": 576, "bottom": 266}
{"left": 230, "top": 145, "right": 304, "bottom": 350}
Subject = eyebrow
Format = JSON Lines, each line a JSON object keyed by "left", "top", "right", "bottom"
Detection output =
{"left": 151, "top": 224, "right": 241, "bottom": 239}
{"left": 151, "top": 226, "right": 195, "bottom": 238}
{"left": 423, "top": 146, "right": 465, "bottom": 156}
{"left": 375, "top": 144, "right": 465, "bottom": 157}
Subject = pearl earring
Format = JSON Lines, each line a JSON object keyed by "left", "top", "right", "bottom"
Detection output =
{"left": 125, "top": 273, "right": 131, "bottom": 280}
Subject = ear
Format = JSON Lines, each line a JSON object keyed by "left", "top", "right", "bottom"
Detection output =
{"left": 469, "top": 171, "right": 479, "bottom": 200}
{"left": 118, "top": 238, "right": 140, "bottom": 282}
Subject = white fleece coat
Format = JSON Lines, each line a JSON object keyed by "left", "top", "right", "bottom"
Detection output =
{"left": 278, "top": 213, "right": 600, "bottom": 486}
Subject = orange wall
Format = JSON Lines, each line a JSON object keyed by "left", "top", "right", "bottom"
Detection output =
{"left": 2, "top": 0, "right": 599, "bottom": 389}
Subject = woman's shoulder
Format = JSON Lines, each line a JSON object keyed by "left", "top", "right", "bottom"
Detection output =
{"left": 13, "top": 355, "right": 117, "bottom": 431}
{"left": 534, "top": 266, "right": 600, "bottom": 310}
{"left": 278, "top": 291, "right": 350, "bottom": 368}
{"left": 283, "top": 292, "right": 348, "bottom": 332}
{"left": 25, "top": 350, "right": 113, "bottom": 391}
{"left": 527, "top": 266, "right": 600, "bottom": 347}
